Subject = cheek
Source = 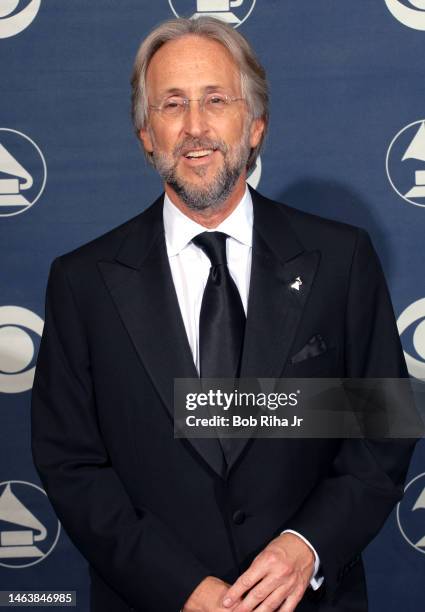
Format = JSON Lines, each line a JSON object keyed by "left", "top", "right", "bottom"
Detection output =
{"left": 223, "top": 117, "right": 248, "bottom": 146}
{"left": 150, "top": 123, "right": 180, "bottom": 153}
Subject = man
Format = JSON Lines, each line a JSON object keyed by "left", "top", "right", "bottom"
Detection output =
{"left": 31, "top": 17, "right": 416, "bottom": 612}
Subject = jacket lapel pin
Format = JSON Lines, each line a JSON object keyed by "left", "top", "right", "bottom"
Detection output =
{"left": 290, "top": 276, "right": 303, "bottom": 291}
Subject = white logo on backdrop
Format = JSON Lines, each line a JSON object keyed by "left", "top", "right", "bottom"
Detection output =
{"left": 247, "top": 155, "right": 261, "bottom": 189}
{"left": 386, "top": 120, "right": 425, "bottom": 208}
{"left": 169, "top": 0, "right": 256, "bottom": 28}
{"left": 0, "top": 306, "right": 44, "bottom": 394}
{"left": 397, "top": 298, "right": 425, "bottom": 379}
{"left": 0, "top": 128, "right": 46, "bottom": 217}
{"left": 0, "top": 481, "right": 60, "bottom": 568}
{"left": 397, "top": 472, "right": 425, "bottom": 554}
{"left": 0, "top": 0, "right": 41, "bottom": 39}
{"left": 384, "top": 0, "right": 425, "bottom": 30}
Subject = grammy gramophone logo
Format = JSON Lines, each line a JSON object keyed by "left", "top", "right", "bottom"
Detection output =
{"left": 0, "top": 129, "right": 47, "bottom": 217}
{"left": 169, "top": 0, "right": 257, "bottom": 28}
{"left": 386, "top": 120, "right": 425, "bottom": 208}
{"left": 0, "top": 481, "right": 60, "bottom": 568}
{"left": 397, "top": 472, "right": 425, "bottom": 554}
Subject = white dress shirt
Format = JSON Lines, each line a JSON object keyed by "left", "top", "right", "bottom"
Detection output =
{"left": 163, "top": 186, "right": 323, "bottom": 590}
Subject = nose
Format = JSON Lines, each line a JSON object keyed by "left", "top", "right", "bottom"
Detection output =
{"left": 182, "top": 100, "right": 208, "bottom": 138}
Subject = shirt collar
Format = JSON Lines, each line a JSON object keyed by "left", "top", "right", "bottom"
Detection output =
{"left": 163, "top": 185, "right": 253, "bottom": 257}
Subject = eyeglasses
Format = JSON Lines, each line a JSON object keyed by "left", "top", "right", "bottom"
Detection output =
{"left": 149, "top": 92, "right": 245, "bottom": 119}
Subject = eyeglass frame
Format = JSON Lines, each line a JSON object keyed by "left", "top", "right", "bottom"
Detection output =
{"left": 148, "top": 92, "right": 245, "bottom": 118}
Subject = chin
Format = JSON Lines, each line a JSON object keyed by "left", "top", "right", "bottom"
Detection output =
{"left": 179, "top": 166, "right": 219, "bottom": 184}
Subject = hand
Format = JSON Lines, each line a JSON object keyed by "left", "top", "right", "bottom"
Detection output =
{"left": 222, "top": 533, "right": 315, "bottom": 612}
{"left": 183, "top": 576, "right": 240, "bottom": 612}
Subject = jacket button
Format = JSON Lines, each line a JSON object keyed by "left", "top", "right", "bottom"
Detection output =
{"left": 233, "top": 510, "right": 246, "bottom": 525}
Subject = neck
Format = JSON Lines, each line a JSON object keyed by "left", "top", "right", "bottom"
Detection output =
{"left": 164, "top": 174, "right": 247, "bottom": 229}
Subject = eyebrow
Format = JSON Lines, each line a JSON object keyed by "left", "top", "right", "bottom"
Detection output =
{"left": 158, "top": 85, "right": 228, "bottom": 98}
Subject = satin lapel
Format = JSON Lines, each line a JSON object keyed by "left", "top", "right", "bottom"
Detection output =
{"left": 97, "top": 198, "right": 225, "bottom": 478}
{"left": 227, "top": 190, "right": 320, "bottom": 472}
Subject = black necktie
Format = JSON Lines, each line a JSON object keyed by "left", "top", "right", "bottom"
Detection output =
{"left": 192, "top": 231, "right": 246, "bottom": 380}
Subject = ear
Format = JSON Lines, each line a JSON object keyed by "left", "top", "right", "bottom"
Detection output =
{"left": 139, "top": 127, "right": 154, "bottom": 154}
{"left": 249, "top": 117, "right": 265, "bottom": 149}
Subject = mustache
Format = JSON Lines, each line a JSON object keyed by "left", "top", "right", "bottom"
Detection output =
{"left": 174, "top": 138, "right": 228, "bottom": 157}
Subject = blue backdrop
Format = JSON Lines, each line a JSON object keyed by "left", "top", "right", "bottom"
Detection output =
{"left": 1, "top": 1, "right": 424, "bottom": 610}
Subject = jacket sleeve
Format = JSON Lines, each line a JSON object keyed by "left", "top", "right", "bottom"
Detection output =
{"left": 31, "top": 257, "right": 210, "bottom": 611}
{"left": 284, "top": 228, "right": 418, "bottom": 598}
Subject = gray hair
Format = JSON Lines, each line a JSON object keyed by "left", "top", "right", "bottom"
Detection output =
{"left": 131, "top": 17, "right": 269, "bottom": 171}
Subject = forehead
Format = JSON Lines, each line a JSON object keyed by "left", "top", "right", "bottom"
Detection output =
{"left": 146, "top": 34, "right": 241, "bottom": 96}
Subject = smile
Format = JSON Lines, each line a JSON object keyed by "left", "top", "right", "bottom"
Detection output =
{"left": 184, "top": 149, "right": 215, "bottom": 159}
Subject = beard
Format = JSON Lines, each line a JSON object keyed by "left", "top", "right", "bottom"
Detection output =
{"left": 150, "top": 127, "right": 252, "bottom": 211}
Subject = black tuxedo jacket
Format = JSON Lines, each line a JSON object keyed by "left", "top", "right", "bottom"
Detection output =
{"left": 31, "top": 188, "right": 416, "bottom": 612}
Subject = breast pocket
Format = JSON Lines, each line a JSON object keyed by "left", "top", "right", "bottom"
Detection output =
{"left": 286, "top": 346, "right": 338, "bottom": 377}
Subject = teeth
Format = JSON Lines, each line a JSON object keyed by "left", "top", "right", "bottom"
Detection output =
{"left": 185, "top": 149, "right": 213, "bottom": 158}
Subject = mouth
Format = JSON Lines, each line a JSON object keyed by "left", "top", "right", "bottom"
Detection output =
{"left": 182, "top": 148, "right": 218, "bottom": 165}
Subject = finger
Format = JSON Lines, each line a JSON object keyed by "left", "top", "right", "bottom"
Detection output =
{"left": 242, "top": 578, "right": 297, "bottom": 612}
{"left": 277, "top": 582, "right": 308, "bottom": 612}
{"left": 222, "top": 573, "right": 260, "bottom": 608}
{"left": 223, "top": 549, "right": 288, "bottom": 608}
{"left": 222, "top": 563, "right": 268, "bottom": 607}
{"left": 229, "top": 575, "right": 292, "bottom": 612}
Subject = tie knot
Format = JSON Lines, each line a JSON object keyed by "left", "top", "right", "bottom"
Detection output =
{"left": 192, "top": 231, "right": 228, "bottom": 267}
